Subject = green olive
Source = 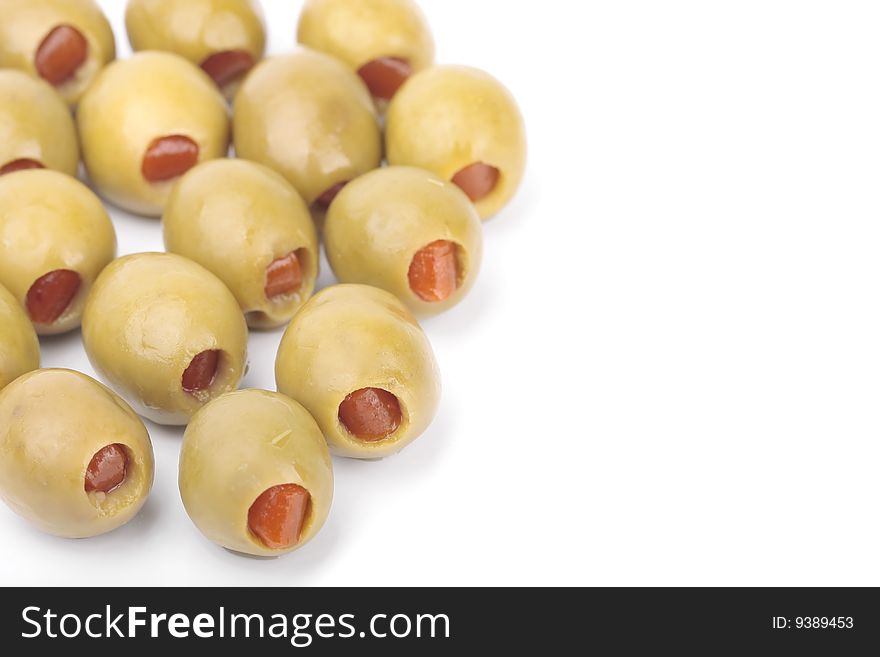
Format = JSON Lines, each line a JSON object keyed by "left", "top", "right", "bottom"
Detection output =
{"left": 0, "top": 283, "right": 40, "bottom": 391}
{"left": 82, "top": 253, "right": 248, "bottom": 426}
{"left": 179, "top": 389, "right": 333, "bottom": 556}
{"left": 0, "top": 0, "right": 115, "bottom": 107}
{"left": 0, "top": 71, "right": 79, "bottom": 177}
{"left": 386, "top": 65, "right": 527, "bottom": 220}
{"left": 0, "top": 369, "right": 154, "bottom": 538}
{"left": 0, "top": 169, "right": 116, "bottom": 335}
{"left": 275, "top": 284, "right": 440, "bottom": 459}
{"left": 126, "top": 0, "right": 266, "bottom": 99}
{"left": 297, "top": 0, "right": 433, "bottom": 102}
{"left": 77, "top": 51, "right": 230, "bottom": 217}
{"left": 163, "top": 159, "right": 319, "bottom": 330}
{"left": 325, "top": 166, "right": 483, "bottom": 316}
{"left": 233, "top": 50, "right": 382, "bottom": 209}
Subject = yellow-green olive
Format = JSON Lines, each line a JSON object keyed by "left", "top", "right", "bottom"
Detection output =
{"left": 297, "top": 0, "right": 433, "bottom": 102}
{"left": 163, "top": 159, "right": 319, "bottom": 330}
{"left": 179, "top": 389, "right": 333, "bottom": 556}
{"left": 386, "top": 65, "right": 527, "bottom": 220}
{"left": 0, "top": 0, "right": 115, "bottom": 107}
{"left": 0, "top": 284, "right": 40, "bottom": 391}
{"left": 326, "top": 166, "right": 483, "bottom": 316}
{"left": 0, "top": 369, "right": 154, "bottom": 538}
{"left": 276, "top": 284, "right": 440, "bottom": 459}
{"left": 82, "top": 253, "right": 248, "bottom": 426}
{"left": 77, "top": 51, "right": 230, "bottom": 217}
{"left": 233, "top": 50, "right": 382, "bottom": 210}
{"left": 0, "top": 70, "right": 79, "bottom": 177}
{"left": 0, "top": 169, "right": 116, "bottom": 335}
{"left": 126, "top": 0, "right": 266, "bottom": 99}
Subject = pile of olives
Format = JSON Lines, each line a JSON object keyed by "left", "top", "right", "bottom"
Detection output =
{"left": 0, "top": 0, "right": 526, "bottom": 557}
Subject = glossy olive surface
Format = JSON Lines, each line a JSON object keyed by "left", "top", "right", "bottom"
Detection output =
{"left": 0, "top": 170, "right": 116, "bottom": 335}
{"left": 297, "top": 0, "right": 434, "bottom": 100}
{"left": 0, "top": 0, "right": 115, "bottom": 107}
{"left": 179, "top": 389, "right": 333, "bottom": 557}
{"left": 0, "top": 284, "right": 40, "bottom": 391}
{"left": 275, "top": 285, "right": 441, "bottom": 459}
{"left": 386, "top": 65, "right": 527, "bottom": 220}
{"left": 325, "top": 166, "right": 483, "bottom": 316}
{"left": 0, "top": 71, "right": 79, "bottom": 177}
{"left": 0, "top": 369, "right": 154, "bottom": 538}
{"left": 77, "top": 51, "right": 230, "bottom": 217}
{"left": 233, "top": 50, "right": 382, "bottom": 207}
{"left": 163, "top": 159, "right": 319, "bottom": 329}
{"left": 82, "top": 253, "right": 248, "bottom": 426}
{"left": 126, "top": 0, "right": 266, "bottom": 99}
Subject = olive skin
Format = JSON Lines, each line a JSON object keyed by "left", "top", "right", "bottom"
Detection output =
{"left": 0, "top": 170, "right": 117, "bottom": 335}
{"left": 82, "top": 253, "right": 248, "bottom": 426}
{"left": 125, "top": 0, "right": 266, "bottom": 99}
{"left": 0, "top": 0, "right": 115, "bottom": 107}
{"left": 0, "top": 71, "right": 79, "bottom": 177}
{"left": 0, "top": 284, "right": 40, "bottom": 391}
{"left": 163, "top": 159, "right": 319, "bottom": 330}
{"left": 0, "top": 369, "right": 154, "bottom": 538}
{"left": 325, "top": 166, "right": 483, "bottom": 316}
{"left": 386, "top": 65, "right": 527, "bottom": 220}
{"left": 233, "top": 50, "right": 382, "bottom": 207}
{"left": 77, "top": 52, "right": 230, "bottom": 217}
{"left": 297, "top": 0, "right": 434, "bottom": 91}
{"left": 179, "top": 389, "right": 333, "bottom": 557}
{"left": 276, "top": 285, "right": 441, "bottom": 459}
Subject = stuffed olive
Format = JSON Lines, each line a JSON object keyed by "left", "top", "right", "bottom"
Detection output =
{"left": 276, "top": 285, "right": 441, "bottom": 459}
{"left": 386, "top": 65, "right": 527, "bottom": 220}
{"left": 233, "top": 50, "right": 382, "bottom": 213}
{"left": 0, "top": 284, "right": 40, "bottom": 391}
{"left": 0, "top": 369, "right": 154, "bottom": 538}
{"left": 77, "top": 52, "right": 230, "bottom": 217}
{"left": 0, "top": 70, "right": 79, "bottom": 177}
{"left": 297, "top": 0, "right": 434, "bottom": 103}
{"left": 82, "top": 253, "right": 248, "bottom": 426}
{"left": 180, "top": 389, "right": 333, "bottom": 556}
{"left": 126, "top": 0, "right": 266, "bottom": 99}
{"left": 0, "top": 169, "right": 116, "bottom": 335}
{"left": 0, "top": 0, "right": 115, "bottom": 107}
{"left": 325, "top": 166, "right": 483, "bottom": 316}
{"left": 163, "top": 159, "right": 319, "bottom": 330}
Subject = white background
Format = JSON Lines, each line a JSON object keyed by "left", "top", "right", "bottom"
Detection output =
{"left": 3, "top": 0, "right": 880, "bottom": 586}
